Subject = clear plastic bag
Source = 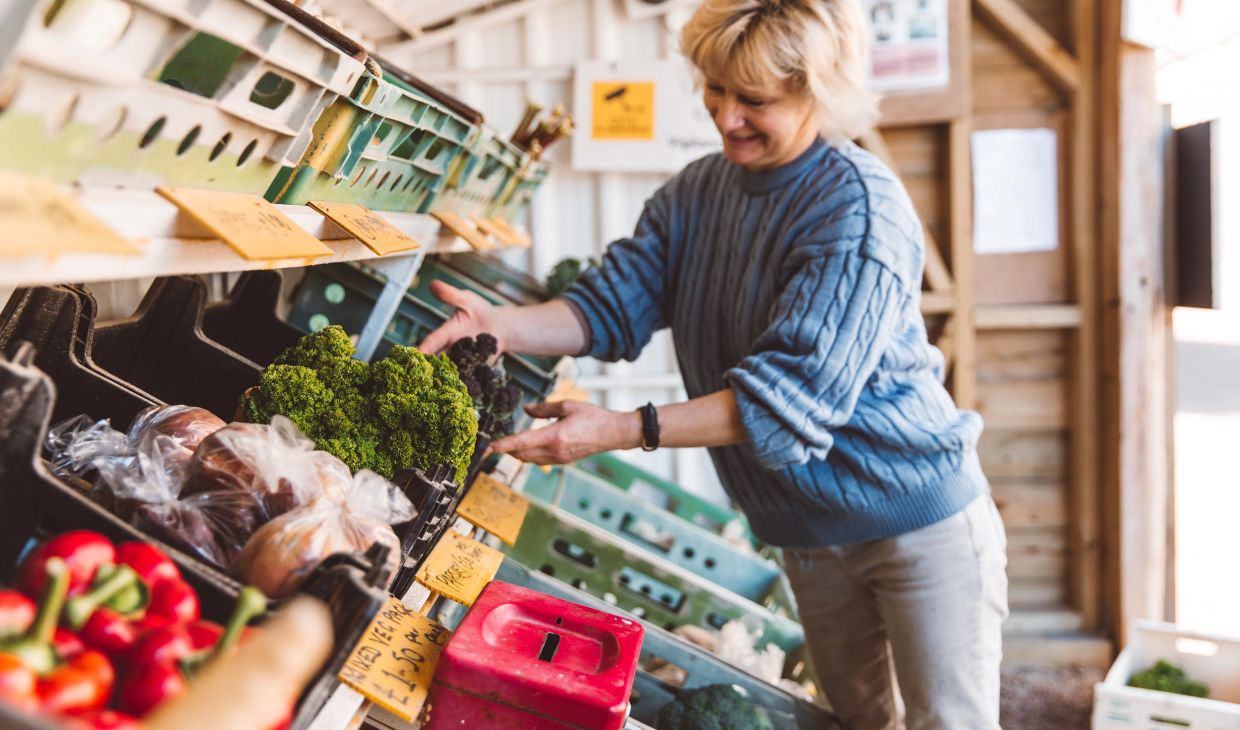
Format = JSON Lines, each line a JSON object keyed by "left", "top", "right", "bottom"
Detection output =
{"left": 46, "top": 405, "right": 225, "bottom": 479}
{"left": 233, "top": 467, "right": 416, "bottom": 597}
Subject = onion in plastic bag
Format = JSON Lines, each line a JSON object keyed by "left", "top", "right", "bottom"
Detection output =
{"left": 184, "top": 418, "right": 325, "bottom": 518}
{"left": 233, "top": 467, "right": 416, "bottom": 597}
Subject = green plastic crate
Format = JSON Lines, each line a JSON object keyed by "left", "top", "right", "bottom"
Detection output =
{"left": 438, "top": 126, "right": 528, "bottom": 218}
{"left": 502, "top": 498, "right": 805, "bottom": 667}
{"left": 266, "top": 63, "right": 475, "bottom": 213}
{"left": 438, "top": 252, "right": 552, "bottom": 305}
{"left": 521, "top": 465, "right": 782, "bottom": 603}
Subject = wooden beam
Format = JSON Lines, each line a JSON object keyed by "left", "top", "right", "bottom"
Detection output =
{"left": 1072, "top": 0, "right": 1102, "bottom": 634}
{"left": 380, "top": 0, "right": 572, "bottom": 58}
{"left": 921, "top": 291, "right": 956, "bottom": 315}
{"left": 937, "top": 319, "right": 956, "bottom": 371}
{"left": 976, "top": 304, "right": 1081, "bottom": 329}
{"left": 950, "top": 115, "right": 976, "bottom": 410}
{"left": 973, "top": 0, "right": 1081, "bottom": 94}
{"left": 859, "top": 129, "right": 955, "bottom": 294}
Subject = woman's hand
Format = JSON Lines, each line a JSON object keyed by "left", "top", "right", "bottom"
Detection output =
{"left": 418, "top": 281, "right": 508, "bottom": 354}
{"left": 489, "top": 401, "right": 642, "bottom": 465}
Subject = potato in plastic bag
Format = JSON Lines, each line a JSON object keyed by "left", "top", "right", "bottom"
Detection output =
{"left": 233, "top": 467, "right": 415, "bottom": 597}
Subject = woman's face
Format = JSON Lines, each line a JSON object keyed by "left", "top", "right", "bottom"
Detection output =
{"left": 703, "top": 76, "right": 819, "bottom": 170}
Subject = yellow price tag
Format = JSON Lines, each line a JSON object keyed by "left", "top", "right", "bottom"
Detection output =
{"left": 308, "top": 201, "right": 421, "bottom": 256}
{"left": 337, "top": 597, "right": 451, "bottom": 723}
{"left": 0, "top": 172, "right": 138, "bottom": 256}
{"left": 156, "top": 186, "right": 334, "bottom": 260}
{"left": 431, "top": 210, "right": 496, "bottom": 252}
{"left": 591, "top": 81, "right": 655, "bottom": 141}
{"left": 471, "top": 216, "right": 529, "bottom": 248}
{"left": 415, "top": 531, "right": 504, "bottom": 606}
{"left": 456, "top": 474, "right": 530, "bottom": 545}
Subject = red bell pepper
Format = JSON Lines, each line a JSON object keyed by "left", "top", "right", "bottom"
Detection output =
{"left": 0, "top": 590, "right": 35, "bottom": 639}
{"left": 1, "top": 558, "right": 70, "bottom": 674}
{"left": 64, "top": 709, "right": 143, "bottom": 730}
{"left": 64, "top": 565, "right": 142, "bottom": 630}
{"left": 0, "top": 652, "right": 37, "bottom": 713}
{"left": 115, "top": 542, "right": 180, "bottom": 587}
{"left": 53, "top": 628, "right": 85, "bottom": 660}
{"left": 80, "top": 608, "right": 140, "bottom": 660}
{"left": 185, "top": 620, "right": 224, "bottom": 650}
{"left": 18, "top": 532, "right": 115, "bottom": 598}
{"left": 38, "top": 649, "right": 114, "bottom": 715}
{"left": 146, "top": 579, "right": 199, "bottom": 624}
{"left": 127, "top": 624, "right": 194, "bottom": 670}
{"left": 118, "top": 587, "right": 267, "bottom": 717}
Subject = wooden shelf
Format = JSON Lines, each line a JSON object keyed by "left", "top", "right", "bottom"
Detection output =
{"left": 0, "top": 188, "right": 477, "bottom": 289}
{"left": 976, "top": 304, "right": 1083, "bottom": 330}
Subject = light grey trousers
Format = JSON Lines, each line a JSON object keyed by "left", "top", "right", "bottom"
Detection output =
{"left": 784, "top": 494, "right": 1009, "bottom": 730}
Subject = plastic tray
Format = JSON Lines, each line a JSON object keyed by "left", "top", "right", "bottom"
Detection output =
{"left": 266, "top": 58, "right": 475, "bottom": 213}
{"left": 0, "top": 343, "right": 389, "bottom": 730}
{"left": 0, "top": 0, "right": 366, "bottom": 194}
{"left": 437, "top": 251, "right": 552, "bottom": 306}
{"left": 521, "top": 465, "right": 781, "bottom": 602}
{"left": 438, "top": 126, "right": 530, "bottom": 219}
{"left": 501, "top": 498, "right": 806, "bottom": 676}
{"left": 387, "top": 464, "right": 461, "bottom": 598}
{"left": 201, "top": 270, "right": 306, "bottom": 368}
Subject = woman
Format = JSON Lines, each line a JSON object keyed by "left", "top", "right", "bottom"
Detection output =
{"left": 421, "top": 1, "right": 1008, "bottom": 727}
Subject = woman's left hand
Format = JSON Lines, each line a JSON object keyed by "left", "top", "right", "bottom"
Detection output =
{"left": 489, "top": 401, "right": 642, "bottom": 465}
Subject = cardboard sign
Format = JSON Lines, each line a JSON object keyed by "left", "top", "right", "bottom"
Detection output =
{"left": 472, "top": 216, "right": 530, "bottom": 248}
{"left": 415, "top": 531, "right": 504, "bottom": 606}
{"left": 309, "top": 201, "right": 421, "bottom": 256}
{"left": 591, "top": 81, "right": 655, "bottom": 140}
{"left": 431, "top": 210, "right": 495, "bottom": 252}
{"left": 0, "top": 172, "right": 138, "bottom": 256}
{"left": 456, "top": 474, "right": 530, "bottom": 545}
{"left": 337, "top": 597, "right": 450, "bottom": 722}
{"left": 156, "top": 186, "right": 334, "bottom": 260}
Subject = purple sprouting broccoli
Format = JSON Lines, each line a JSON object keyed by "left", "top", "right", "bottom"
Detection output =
{"left": 446, "top": 333, "right": 521, "bottom": 438}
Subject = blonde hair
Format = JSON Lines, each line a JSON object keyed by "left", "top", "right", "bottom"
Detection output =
{"left": 680, "top": 0, "right": 879, "bottom": 140}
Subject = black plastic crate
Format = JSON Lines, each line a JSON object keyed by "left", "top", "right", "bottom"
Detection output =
{"left": 0, "top": 343, "right": 388, "bottom": 730}
{"left": 87, "top": 277, "right": 260, "bottom": 420}
{"left": 201, "top": 270, "right": 305, "bottom": 368}
{"left": 387, "top": 464, "right": 461, "bottom": 598}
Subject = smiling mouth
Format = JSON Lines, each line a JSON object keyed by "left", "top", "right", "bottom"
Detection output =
{"left": 726, "top": 134, "right": 762, "bottom": 146}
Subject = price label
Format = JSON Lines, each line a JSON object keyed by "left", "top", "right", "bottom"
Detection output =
{"left": 156, "top": 186, "right": 334, "bottom": 260}
{"left": 415, "top": 531, "right": 504, "bottom": 606}
{"left": 456, "top": 474, "right": 529, "bottom": 545}
{"left": 0, "top": 172, "right": 137, "bottom": 256}
{"left": 471, "top": 216, "right": 530, "bottom": 248}
{"left": 431, "top": 210, "right": 495, "bottom": 252}
{"left": 308, "top": 201, "right": 421, "bottom": 256}
{"left": 337, "top": 597, "right": 450, "bottom": 723}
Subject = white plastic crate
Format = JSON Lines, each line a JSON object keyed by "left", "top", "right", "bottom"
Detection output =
{"left": 0, "top": 0, "right": 365, "bottom": 193}
{"left": 1093, "top": 620, "right": 1240, "bottom": 729}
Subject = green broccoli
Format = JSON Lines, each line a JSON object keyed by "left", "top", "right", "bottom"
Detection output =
{"left": 1128, "top": 660, "right": 1209, "bottom": 698}
{"left": 241, "top": 326, "right": 478, "bottom": 482}
{"left": 656, "top": 684, "right": 774, "bottom": 730}
{"left": 544, "top": 257, "right": 597, "bottom": 297}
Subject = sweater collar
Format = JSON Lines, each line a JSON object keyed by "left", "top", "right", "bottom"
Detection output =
{"left": 735, "top": 136, "right": 828, "bottom": 194}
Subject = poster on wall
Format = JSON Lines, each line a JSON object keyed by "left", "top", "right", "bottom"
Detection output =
{"left": 863, "top": 0, "right": 950, "bottom": 91}
{"left": 572, "top": 59, "right": 722, "bottom": 173}
{"left": 971, "top": 128, "right": 1059, "bottom": 255}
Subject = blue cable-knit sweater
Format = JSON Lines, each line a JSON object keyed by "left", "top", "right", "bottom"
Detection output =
{"left": 562, "top": 137, "right": 987, "bottom": 547}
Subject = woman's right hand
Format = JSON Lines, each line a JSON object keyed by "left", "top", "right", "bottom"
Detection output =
{"left": 418, "top": 280, "right": 508, "bottom": 355}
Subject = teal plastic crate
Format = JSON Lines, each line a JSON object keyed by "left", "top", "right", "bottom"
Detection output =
{"left": 438, "top": 252, "right": 552, "bottom": 305}
{"left": 435, "top": 560, "right": 836, "bottom": 730}
{"left": 438, "top": 126, "right": 528, "bottom": 218}
{"left": 502, "top": 498, "right": 805, "bottom": 670}
{"left": 521, "top": 465, "right": 781, "bottom": 603}
{"left": 266, "top": 62, "right": 475, "bottom": 213}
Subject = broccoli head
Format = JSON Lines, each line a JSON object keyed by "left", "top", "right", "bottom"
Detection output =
{"left": 242, "top": 326, "right": 478, "bottom": 482}
{"left": 656, "top": 684, "right": 774, "bottom": 730}
{"left": 1128, "top": 660, "right": 1208, "bottom": 698}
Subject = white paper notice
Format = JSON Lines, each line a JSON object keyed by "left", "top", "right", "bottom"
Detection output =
{"left": 971, "top": 128, "right": 1059, "bottom": 255}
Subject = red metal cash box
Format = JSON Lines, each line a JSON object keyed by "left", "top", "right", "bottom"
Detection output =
{"left": 424, "top": 580, "right": 644, "bottom": 729}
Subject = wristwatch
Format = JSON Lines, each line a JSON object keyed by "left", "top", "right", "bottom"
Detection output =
{"left": 638, "top": 402, "right": 660, "bottom": 452}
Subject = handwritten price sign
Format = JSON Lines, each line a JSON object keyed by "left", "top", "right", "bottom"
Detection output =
{"left": 431, "top": 210, "right": 496, "bottom": 252}
{"left": 415, "top": 531, "right": 504, "bottom": 606}
{"left": 0, "top": 172, "right": 137, "bottom": 256}
{"left": 308, "top": 201, "right": 421, "bottom": 256}
{"left": 337, "top": 597, "right": 451, "bottom": 722}
{"left": 156, "top": 186, "right": 333, "bottom": 260}
{"left": 456, "top": 474, "right": 529, "bottom": 545}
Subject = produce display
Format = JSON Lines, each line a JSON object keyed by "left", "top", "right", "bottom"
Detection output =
{"left": 656, "top": 684, "right": 775, "bottom": 730}
{"left": 0, "top": 532, "right": 273, "bottom": 728}
{"left": 241, "top": 326, "right": 478, "bottom": 482}
{"left": 47, "top": 405, "right": 415, "bottom": 598}
{"left": 544, "top": 257, "right": 598, "bottom": 297}
{"left": 1127, "top": 659, "right": 1209, "bottom": 697}
{"left": 446, "top": 334, "right": 521, "bottom": 438}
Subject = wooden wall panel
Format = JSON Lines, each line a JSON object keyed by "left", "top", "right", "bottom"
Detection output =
{"left": 884, "top": 126, "right": 949, "bottom": 271}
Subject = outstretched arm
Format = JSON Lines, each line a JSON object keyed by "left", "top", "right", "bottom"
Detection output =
{"left": 418, "top": 280, "right": 588, "bottom": 357}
